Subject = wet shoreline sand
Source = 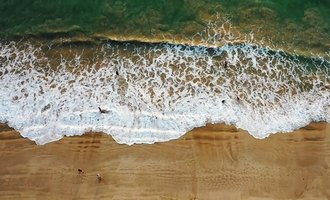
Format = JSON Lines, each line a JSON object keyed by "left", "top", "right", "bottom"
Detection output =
{"left": 0, "top": 122, "right": 329, "bottom": 199}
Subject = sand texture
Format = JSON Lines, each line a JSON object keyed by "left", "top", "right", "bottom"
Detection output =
{"left": 0, "top": 123, "right": 329, "bottom": 200}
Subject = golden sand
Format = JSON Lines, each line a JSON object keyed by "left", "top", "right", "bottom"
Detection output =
{"left": 0, "top": 123, "right": 329, "bottom": 200}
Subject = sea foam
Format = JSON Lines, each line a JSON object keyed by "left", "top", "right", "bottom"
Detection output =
{"left": 0, "top": 41, "right": 329, "bottom": 145}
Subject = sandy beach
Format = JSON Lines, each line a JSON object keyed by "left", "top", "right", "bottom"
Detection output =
{"left": 0, "top": 122, "right": 329, "bottom": 200}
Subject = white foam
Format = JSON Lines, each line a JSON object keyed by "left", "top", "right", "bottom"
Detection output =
{"left": 0, "top": 41, "right": 329, "bottom": 145}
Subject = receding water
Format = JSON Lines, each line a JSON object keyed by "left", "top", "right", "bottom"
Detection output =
{"left": 0, "top": 39, "right": 329, "bottom": 144}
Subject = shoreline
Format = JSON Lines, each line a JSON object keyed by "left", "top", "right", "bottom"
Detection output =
{"left": 1, "top": 121, "right": 329, "bottom": 146}
{"left": 0, "top": 122, "right": 329, "bottom": 199}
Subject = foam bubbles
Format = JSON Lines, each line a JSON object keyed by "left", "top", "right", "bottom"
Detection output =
{"left": 0, "top": 41, "right": 329, "bottom": 145}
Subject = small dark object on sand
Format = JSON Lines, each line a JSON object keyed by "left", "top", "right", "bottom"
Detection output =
{"left": 237, "top": 97, "right": 240, "bottom": 101}
{"left": 78, "top": 168, "right": 83, "bottom": 173}
{"left": 222, "top": 100, "right": 225, "bottom": 103}
{"left": 97, "top": 174, "right": 102, "bottom": 182}
{"left": 98, "top": 107, "right": 109, "bottom": 114}
{"left": 116, "top": 71, "right": 119, "bottom": 76}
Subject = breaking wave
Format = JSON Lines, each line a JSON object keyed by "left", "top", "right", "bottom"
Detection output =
{"left": 0, "top": 40, "right": 329, "bottom": 145}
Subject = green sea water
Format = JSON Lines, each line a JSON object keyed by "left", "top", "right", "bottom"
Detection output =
{"left": 1, "top": 0, "right": 329, "bottom": 55}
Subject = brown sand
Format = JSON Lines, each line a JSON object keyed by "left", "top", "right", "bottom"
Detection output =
{"left": 0, "top": 122, "right": 329, "bottom": 200}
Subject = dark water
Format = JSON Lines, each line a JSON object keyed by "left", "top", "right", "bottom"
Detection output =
{"left": 1, "top": 0, "right": 329, "bottom": 56}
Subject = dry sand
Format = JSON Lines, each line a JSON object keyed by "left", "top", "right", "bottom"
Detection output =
{"left": 0, "top": 122, "right": 329, "bottom": 200}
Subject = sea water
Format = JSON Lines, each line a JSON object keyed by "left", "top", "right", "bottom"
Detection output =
{"left": 0, "top": 30, "right": 329, "bottom": 145}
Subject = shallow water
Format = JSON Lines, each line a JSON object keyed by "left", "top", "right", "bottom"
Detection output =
{"left": 0, "top": 39, "right": 329, "bottom": 144}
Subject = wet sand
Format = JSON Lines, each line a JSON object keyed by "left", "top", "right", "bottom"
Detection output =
{"left": 0, "top": 122, "right": 329, "bottom": 200}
